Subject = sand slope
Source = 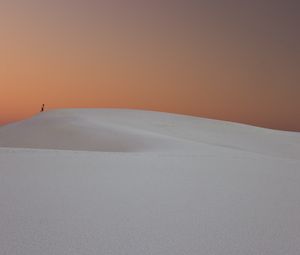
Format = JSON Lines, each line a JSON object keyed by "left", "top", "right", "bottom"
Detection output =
{"left": 0, "top": 109, "right": 300, "bottom": 255}
{"left": 0, "top": 109, "right": 299, "bottom": 158}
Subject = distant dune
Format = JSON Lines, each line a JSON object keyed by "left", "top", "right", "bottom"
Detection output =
{"left": 0, "top": 109, "right": 299, "bottom": 255}
{"left": 0, "top": 109, "right": 299, "bottom": 158}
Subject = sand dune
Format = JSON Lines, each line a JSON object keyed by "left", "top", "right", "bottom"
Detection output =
{"left": 0, "top": 109, "right": 299, "bottom": 158}
{"left": 0, "top": 109, "right": 300, "bottom": 255}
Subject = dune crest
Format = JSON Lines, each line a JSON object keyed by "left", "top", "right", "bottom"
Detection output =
{"left": 0, "top": 109, "right": 299, "bottom": 158}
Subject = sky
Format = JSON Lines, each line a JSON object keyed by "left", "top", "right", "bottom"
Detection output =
{"left": 0, "top": 0, "right": 299, "bottom": 131}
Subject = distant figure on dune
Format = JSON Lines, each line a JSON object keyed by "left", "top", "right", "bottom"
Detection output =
{"left": 40, "top": 104, "right": 45, "bottom": 112}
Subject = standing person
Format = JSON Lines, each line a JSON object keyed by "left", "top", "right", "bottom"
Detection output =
{"left": 41, "top": 104, "right": 45, "bottom": 112}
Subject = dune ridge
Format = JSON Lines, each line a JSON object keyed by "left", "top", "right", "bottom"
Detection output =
{"left": 0, "top": 109, "right": 299, "bottom": 159}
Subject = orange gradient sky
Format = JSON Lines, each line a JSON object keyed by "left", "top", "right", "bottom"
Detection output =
{"left": 0, "top": 1, "right": 299, "bottom": 131}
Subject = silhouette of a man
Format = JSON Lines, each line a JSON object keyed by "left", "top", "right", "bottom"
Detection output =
{"left": 41, "top": 104, "right": 45, "bottom": 112}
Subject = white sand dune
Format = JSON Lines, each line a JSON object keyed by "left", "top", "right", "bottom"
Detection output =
{"left": 0, "top": 109, "right": 299, "bottom": 158}
{"left": 0, "top": 109, "right": 300, "bottom": 254}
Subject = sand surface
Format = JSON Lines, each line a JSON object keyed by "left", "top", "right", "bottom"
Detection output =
{"left": 0, "top": 109, "right": 300, "bottom": 254}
